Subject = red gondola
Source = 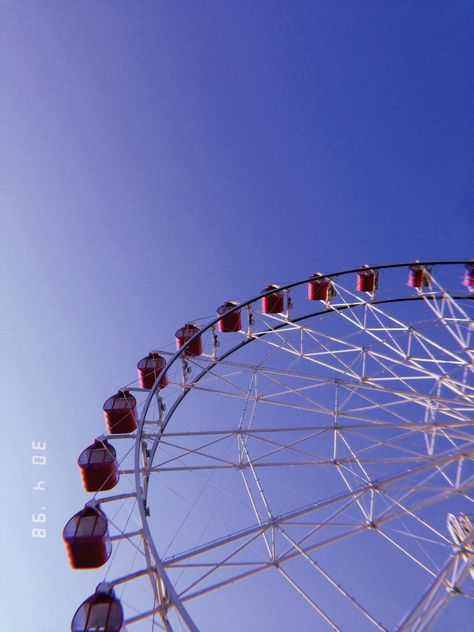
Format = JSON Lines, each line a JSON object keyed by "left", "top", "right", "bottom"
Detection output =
{"left": 103, "top": 390, "right": 137, "bottom": 434}
{"left": 216, "top": 301, "right": 242, "bottom": 332}
{"left": 137, "top": 352, "right": 168, "bottom": 389}
{"left": 63, "top": 506, "right": 111, "bottom": 569}
{"left": 356, "top": 266, "right": 378, "bottom": 293}
{"left": 176, "top": 323, "right": 202, "bottom": 356}
{"left": 71, "top": 589, "right": 123, "bottom": 632}
{"left": 261, "top": 285, "right": 284, "bottom": 314}
{"left": 307, "top": 273, "right": 332, "bottom": 301}
{"left": 462, "top": 262, "right": 474, "bottom": 288}
{"left": 408, "top": 263, "right": 431, "bottom": 288}
{"left": 78, "top": 440, "right": 119, "bottom": 492}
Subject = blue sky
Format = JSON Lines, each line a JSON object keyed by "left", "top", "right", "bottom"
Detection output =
{"left": 1, "top": 2, "right": 473, "bottom": 630}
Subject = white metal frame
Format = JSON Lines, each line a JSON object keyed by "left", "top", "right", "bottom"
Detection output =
{"left": 74, "top": 262, "right": 473, "bottom": 631}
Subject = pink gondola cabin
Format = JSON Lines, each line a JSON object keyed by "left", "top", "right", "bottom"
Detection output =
{"left": 78, "top": 440, "right": 119, "bottom": 492}
{"left": 462, "top": 262, "right": 474, "bottom": 288}
{"left": 137, "top": 352, "right": 168, "bottom": 389}
{"left": 356, "top": 266, "right": 379, "bottom": 293}
{"left": 71, "top": 589, "right": 123, "bottom": 632}
{"left": 408, "top": 263, "right": 431, "bottom": 288}
{"left": 216, "top": 301, "right": 242, "bottom": 333}
{"left": 175, "top": 324, "right": 202, "bottom": 356}
{"left": 307, "top": 273, "right": 332, "bottom": 301}
{"left": 103, "top": 390, "right": 137, "bottom": 434}
{"left": 63, "top": 506, "right": 112, "bottom": 569}
{"left": 261, "top": 285, "right": 284, "bottom": 314}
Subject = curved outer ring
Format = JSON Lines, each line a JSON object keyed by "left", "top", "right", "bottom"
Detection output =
{"left": 133, "top": 260, "right": 472, "bottom": 629}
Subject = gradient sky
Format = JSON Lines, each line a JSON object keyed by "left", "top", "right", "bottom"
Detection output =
{"left": 1, "top": 2, "right": 473, "bottom": 630}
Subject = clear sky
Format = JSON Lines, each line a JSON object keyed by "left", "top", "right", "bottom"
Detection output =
{"left": 1, "top": 2, "right": 473, "bottom": 631}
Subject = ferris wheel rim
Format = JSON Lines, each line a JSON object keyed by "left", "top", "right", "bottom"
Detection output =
{"left": 137, "top": 260, "right": 473, "bottom": 415}
{"left": 126, "top": 260, "right": 474, "bottom": 629}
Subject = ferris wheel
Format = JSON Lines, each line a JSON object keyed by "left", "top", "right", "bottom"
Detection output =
{"left": 64, "top": 261, "right": 474, "bottom": 632}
